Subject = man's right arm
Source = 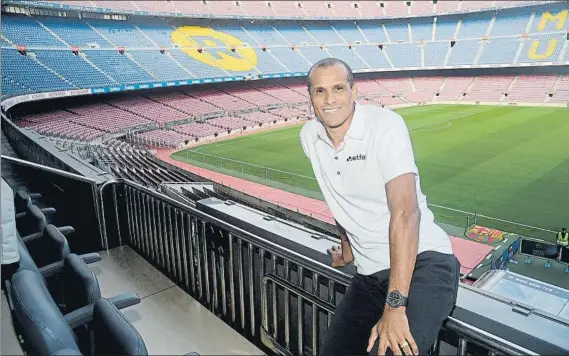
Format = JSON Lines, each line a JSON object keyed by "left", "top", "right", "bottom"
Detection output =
{"left": 336, "top": 220, "right": 354, "bottom": 265}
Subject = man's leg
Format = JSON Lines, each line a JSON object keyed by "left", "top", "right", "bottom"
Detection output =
{"left": 319, "top": 273, "right": 388, "bottom": 356}
{"left": 402, "top": 251, "right": 460, "bottom": 355}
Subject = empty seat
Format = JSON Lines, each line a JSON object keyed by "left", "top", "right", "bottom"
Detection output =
{"left": 9, "top": 269, "right": 81, "bottom": 355}
{"left": 92, "top": 297, "right": 148, "bottom": 356}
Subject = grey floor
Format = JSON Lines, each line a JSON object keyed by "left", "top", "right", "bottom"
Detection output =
{"left": 1, "top": 245, "right": 264, "bottom": 356}
{"left": 90, "top": 245, "right": 265, "bottom": 356}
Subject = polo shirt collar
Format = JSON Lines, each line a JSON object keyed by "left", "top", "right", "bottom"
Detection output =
{"left": 314, "top": 103, "right": 365, "bottom": 144}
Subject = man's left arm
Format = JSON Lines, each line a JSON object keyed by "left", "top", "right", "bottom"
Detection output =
{"left": 385, "top": 172, "right": 420, "bottom": 302}
{"left": 367, "top": 113, "right": 422, "bottom": 355}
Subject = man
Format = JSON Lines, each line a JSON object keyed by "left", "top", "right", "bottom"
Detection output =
{"left": 299, "top": 58, "right": 460, "bottom": 356}
{"left": 1, "top": 178, "right": 20, "bottom": 290}
{"left": 557, "top": 228, "right": 568, "bottom": 255}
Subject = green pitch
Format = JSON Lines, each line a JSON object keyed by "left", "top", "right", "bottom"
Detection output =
{"left": 171, "top": 104, "right": 569, "bottom": 243}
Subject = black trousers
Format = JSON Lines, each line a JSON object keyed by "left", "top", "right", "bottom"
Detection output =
{"left": 320, "top": 251, "right": 460, "bottom": 356}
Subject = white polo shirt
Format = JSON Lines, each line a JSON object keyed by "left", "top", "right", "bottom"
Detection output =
{"left": 300, "top": 103, "right": 453, "bottom": 275}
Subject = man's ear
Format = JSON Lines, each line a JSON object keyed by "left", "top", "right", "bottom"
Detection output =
{"left": 352, "top": 83, "right": 359, "bottom": 100}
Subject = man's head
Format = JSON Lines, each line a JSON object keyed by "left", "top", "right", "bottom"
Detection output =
{"left": 563, "top": 228, "right": 567, "bottom": 233}
{"left": 307, "top": 58, "right": 358, "bottom": 131}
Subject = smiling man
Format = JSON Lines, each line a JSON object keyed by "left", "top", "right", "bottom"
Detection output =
{"left": 300, "top": 58, "right": 460, "bottom": 356}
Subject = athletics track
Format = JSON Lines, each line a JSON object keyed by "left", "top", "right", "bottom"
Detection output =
{"left": 156, "top": 149, "right": 493, "bottom": 278}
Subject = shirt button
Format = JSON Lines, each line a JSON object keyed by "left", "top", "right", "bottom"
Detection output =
{"left": 335, "top": 156, "right": 338, "bottom": 160}
{"left": 337, "top": 171, "right": 340, "bottom": 175}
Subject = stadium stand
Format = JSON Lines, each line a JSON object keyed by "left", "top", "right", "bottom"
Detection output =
{"left": 2, "top": 2, "right": 569, "bottom": 98}
{"left": 39, "top": 0, "right": 549, "bottom": 18}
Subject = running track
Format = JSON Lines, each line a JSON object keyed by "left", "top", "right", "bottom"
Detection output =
{"left": 155, "top": 149, "right": 492, "bottom": 277}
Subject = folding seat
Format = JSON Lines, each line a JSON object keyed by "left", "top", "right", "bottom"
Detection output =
{"left": 9, "top": 268, "right": 145, "bottom": 356}
{"left": 13, "top": 189, "right": 43, "bottom": 216}
{"left": 8, "top": 269, "right": 82, "bottom": 355}
{"left": 91, "top": 297, "right": 148, "bottom": 356}
{"left": 17, "top": 204, "right": 74, "bottom": 241}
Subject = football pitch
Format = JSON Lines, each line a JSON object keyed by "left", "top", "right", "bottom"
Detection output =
{"left": 171, "top": 104, "right": 569, "bottom": 242}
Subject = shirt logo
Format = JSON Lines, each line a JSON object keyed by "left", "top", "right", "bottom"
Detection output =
{"left": 346, "top": 154, "right": 366, "bottom": 162}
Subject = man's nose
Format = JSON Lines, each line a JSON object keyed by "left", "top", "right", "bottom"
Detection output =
{"left": 324, "top": 92, "right": 336, "bottom": 105}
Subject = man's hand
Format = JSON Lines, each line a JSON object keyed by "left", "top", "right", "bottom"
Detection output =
{"left": 367, "top": 308, "right": 419, "bottom": 356}
{"left": 327, "top": 244, "right": 352, "bottom": 268}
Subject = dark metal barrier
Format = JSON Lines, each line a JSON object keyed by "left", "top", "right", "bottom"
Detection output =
{"left": 102, "top": 180, "right": 563, "bottom": 356}
{"left": 1, "top": 155, "right": 105, "bottom": 254}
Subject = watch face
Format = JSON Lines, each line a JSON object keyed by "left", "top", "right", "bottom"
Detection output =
{"left": 387, "top": 291, "right": 402, "bottom": 307}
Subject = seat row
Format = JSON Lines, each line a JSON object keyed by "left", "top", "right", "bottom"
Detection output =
{"left": 4, "top": 188, "right": 149, "bottom": 356}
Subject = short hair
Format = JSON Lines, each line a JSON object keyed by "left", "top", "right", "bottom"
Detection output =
{"left": 306, "top": 58, "right": 354, "bottom": 91}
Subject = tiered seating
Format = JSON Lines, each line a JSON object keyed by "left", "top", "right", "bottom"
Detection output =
{"left": 208, "top": 115, "right": 255, "bottom": 130}
{"left": 3, "top": 183, "right": 147, "bottom": 356}
{"left": 3, "top": 3, "right": 569, "bottom": 97}
{"left": 105, "top": 95, "right": 189, "bottom": 125}
{"left": 466, "top": 76, "right": 514, "bottom": 102}
{"left": 144, "top": 92, "right": 222, "bottom": 118}
{"left": 94, "top": 144, "right": 196, "bottom": 187}
{"left": 67, "top": 102, "right": 155, "bottom": 132}
{"left": 435, "top": 77, "right": 475, "bottom": 101}
{"left": 44, "top": 0, "right": 539, "bottom": 18}
{"left": 505, "top": 75, "right": 557, "bottom": 102}
{"left": 239, "top": 111, "right": 280, "bottom": 124}
{"left": 550, "top": 75, "right": 569, "bottom": 103}
{"left": 222, "top": 85, "right": 283, "bottom": 106}
{"left": 185, "top": 88, "right": 256, "bottom": 111}
{"left": 171, "top": 122, "right": 220, "bottom": 138}
{"left": 130, "top": 129, "right": 191, "bottom": 148}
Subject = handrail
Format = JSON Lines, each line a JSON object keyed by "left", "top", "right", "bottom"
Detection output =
{"left": 445, "top": 317, "right": 539, "bottom": 356}
{"left": 97, "top": 179, "right": 120, "bottom": 250}
{"left": 1, "top": 154, "right": 98, "bottom": 184}
{"left": 117, "top": 179, "right": 352, "bottom": 286}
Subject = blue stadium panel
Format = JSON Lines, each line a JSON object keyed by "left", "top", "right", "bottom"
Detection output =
{"left": 490, "top": 9, "right": 531, "bottom": 37}
{"left": 87, "top": 19, "right": 156, "bottom": 48}
{"left": 477, "top": 38, "right": 520, "bottom": 64}
{"left": 34, "top": 50, "right": 117, "bottom": 87}
{"left": 209, "top": 25, "right": 256, "bottom": 45}
{"left": 129, "top": 51, "right": 195, "bottom": 81}
{"left": 298, "top": 46, "right": 333, "bottom": 65}
{"left": 2, "top": 37, "right": 12, "bottom": 47}
{"left": 2, "top": 49, "right": 75, "bottom": 93}
{"left": 272, "top": 24, "right": 317, "bottom": 45}
{"left": 530, "top": 4, "right": 569, "bottom": 33}
{"left": 134, "top": 22, "right": 174, "bottom": 47}
{"left": 304, "top": 24, "right": 343, "bottom": 44}
{"left": 249, "top": 49, "right": 288, "bottom": 74}
{"left": 266, "top": 47, "right": 310, "bottom": 72}
{"left": 243, "top": 25, "right": 288, "bottom": 45}
{"left": 2, "top": 75, "right": 31, "bottom": 96}
{"left": 386, "top": 44, "right": 421, "bottom": 67}
{"left": 358, "top": 22, "right": 389, "bottom": 43}
{"left": 355, "top": 46, "right": 391, "bottom": 69}
{"left": 412, "top": 19, "right": 433, "bottom": 42}
{"left": 446, "top": 40, "right": 480, "bottom": 65}
{"left": 424, "top": 42, "right": 449, "bottom": 67}
{"left": 2, "top": 15, "right": 67, "bottom": 47}
{"left": 326, "top": 46, "right": 369, "bottom": 69}
{"left": 168, "top": 49, "right": 235, "bottom": 78}
{"left": 435, "top": 17, "right": 459, "bottom": 40}
{"left": 457, "top": 14, "right": 491, "bottom": 39}
{"left": 39, "top": 16, "right": 112, "bottom": 48}
{"left": 517, "top": 33, "right": 566, "bottom": 63}
{"left": 84, "top": 50, "right": 156, "bottom": 84}
{"left": 333, "top": 24, "right": 367, "bottom": 44}
{"left": 384, "top": 21, "right": 410, "bottom": 42}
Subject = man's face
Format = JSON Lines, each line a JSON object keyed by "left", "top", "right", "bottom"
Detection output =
{"left": 308, "top": 64, "right": 358, "bottom": 129}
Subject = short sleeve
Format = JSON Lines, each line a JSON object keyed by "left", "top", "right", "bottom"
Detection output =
{"left": 376, "top": 113, "right": 418, "bottom": 185}
{"left": 299, "top": 124, "right": 312, "bottom": 162}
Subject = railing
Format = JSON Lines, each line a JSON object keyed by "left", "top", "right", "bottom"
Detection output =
{"left": 100, "top": 179, "right": 562, "bottom": 356}
{"left": 1, "top": 155, "right": 106, "bottom": 254}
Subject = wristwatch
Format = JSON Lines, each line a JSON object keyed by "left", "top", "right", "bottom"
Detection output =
{"left": 386, "top": 290, "right": 408, "bottom": 308}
